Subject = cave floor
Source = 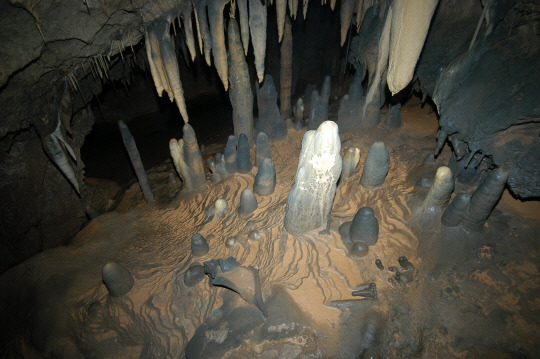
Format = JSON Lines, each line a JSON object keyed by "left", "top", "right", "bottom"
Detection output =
{"left": 1, "top": 100, "right": 539, "bottom": 358}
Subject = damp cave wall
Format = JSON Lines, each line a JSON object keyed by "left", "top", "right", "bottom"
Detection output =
{"left": 0, "top": 0, "right": 539, "bottom": 273}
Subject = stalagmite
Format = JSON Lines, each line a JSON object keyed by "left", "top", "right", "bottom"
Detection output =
{"left": 224, "top": 135, "right": 238, "bottom": 173}
{"left": 236, "top": 134, "right": 252, "bottom": 174}
{"left": 102, "top": 262, "right": 134, "bottom": 297}
{"left": 254, "top": 158, "right": 276, "bottom": 196}
{"left": 169, "top": 124, "right": 206, "bottom": 192}
{"left": 280, "top": 17, "right": 293, "bottom": 120}
{"left": 276, "top": 0, "right": 287, "bottom": 42}
{"left": 228, "top": 17, "right": 255, "bottom": 145}
{"left": 418, "top": 166, "right": 454, "bottom": 214}
{"left": 387, "top": 0, "right": 439, "bottom": 95}
{"left": 184, "top": 263, "right": 206, "bottom": 287}
{"left": 191, "top": 233, "right": 210, "bottom": 256}
{"left": 384, "top": 103, "right": 402, "bottom": 128}
{"left": 341, "top": 147, "right": 360, "bottom": 180}
{"left": 293, "top": 98, "right": 304, "bottom": 126}
{"left": 255, "top": 132, "right": 271, "bottom": 167}
{"left": 350, "top": 207, "right": 379, "bottom": 245}
{"left": 249, "top": 0, "right": 268, "bottom": 82}
{"left": 194, "top": 0, "right": 213, "bottom": 66}
{"left": 180, "top": 2, "right": 196, "bottom": 61}
{"left": 256, "top": 75, "right": 287, "bottom": 141}
{"left": 285, "top": 121, "right": 342, "bottom": 234}
{"left": 462, "top": 168, "right": 508, "bottom": 232}
{"left": 441, "top": 192, "right": 470, "bottom": 227}
{"left": 119, "top": 121, "right": 154, "bottom": 203}
{"left": 340, "top": 0, "right": 355, "bottom": 46}
{"left": 237, "top": 0, "right": 250, "bottom": 56}
{"left": 360, "top": 141, "right": 389, "bottom": 189}
{"left": 337, "top": 67, "right": 364, "bottom": 131}
{"left": 308, "top": 76, "right": 331, "bottom": 130}
{"left": 238, "top": 189, "right": 258, "bottom": 215}
{"left": 208, "top": 0, "right": 230, "bottom": 90}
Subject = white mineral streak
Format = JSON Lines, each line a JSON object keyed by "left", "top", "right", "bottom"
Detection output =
{"left": 387, "top": 0, "right": 439, "bottom": 95}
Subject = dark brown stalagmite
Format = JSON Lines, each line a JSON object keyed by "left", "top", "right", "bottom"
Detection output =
{"left": 280, "top": 17, "right": 293, "bottom": 121}
{"left": 207, "top": 0, "right": 229, "bottom": 90}
{"left": 228, "top": 17, "right": 255, "bottom": 145}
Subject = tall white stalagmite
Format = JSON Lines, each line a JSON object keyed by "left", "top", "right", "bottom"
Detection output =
{"left": 193, "top": 0, "right": 213, "bottom": 66}
{"left": 340, "top": 0, "right": 355, "bottom": 46}
{"left": 277, "top": 0, "right": 287, "bottom": 42}
{"left": 180, "top": 3, "right": 196, "bottom": 61}
{"left": 249, "top": 0, "right": 267, "bottom": 83}
{"left": 237, "top": 0, "right": 250, "bottom": 56}
{"left": 208, "top": 0, "right": 230, "bottom": 90}
{"left": 387, "top": 0, "right": 439, "bottom": 95}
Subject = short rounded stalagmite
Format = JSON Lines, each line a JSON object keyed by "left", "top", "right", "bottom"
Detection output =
{"left": 191, "top": 233, "right": 209, "bottom": 256}
{"left": 350, "top": 207, "right": 379, "bottom": 245}
{"left": 238, "top": 188, "right": 258, "bottom": 215}
{"left": 254, "top": 158, "right": 276, "bottom": 196}
{"left": 102, "top": 262, "right": 134, "bottom": 297}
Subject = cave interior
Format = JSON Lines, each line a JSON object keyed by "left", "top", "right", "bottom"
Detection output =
{"left": 0, "top": 0, "right": 539, "bottom": 357}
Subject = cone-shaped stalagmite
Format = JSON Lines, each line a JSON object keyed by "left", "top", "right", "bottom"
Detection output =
{"left": 360, "top": 141, "right": 389, "bottom": 189}
{"left": 462, "top": 168, "right": 508, "bottom": 232}
{"left": 184, "top": 263, "right": 206, "bottom": 287}
{"left": 256, "top": 75, "right": 287, "bottom": 141}
{"left": 224, "top": 135, "right": 238, "bottom": 173}
{"left": 238, "top": 188, "right": 258, "bottom": 215}
{"left": 350, "top": 207, "right": 379, "bottom": 245}
{"left": 228, "top": 18, "right": 255, "bottom": 145}
{"left": 255, "top": 132, "right": 271, "bottom": 167}
{"left": 191, "top": 233, "right": 209, "bottom": 256}
{"left": 170, "top": 124, "right": 206, "bottom": 191}
{"left": 236, "top": 134, "right": 252, "bottom": 174}
{"left": 119, "top": 121, "right": 154, "bottom": 202}
{"left": 308, "top": 76, "right": 331, "bottom": 130}
{"left": 418, "top": 166, "right": 454, "bottom": 214}
{"left": 341, "top": 147, "right": 360, "bottom": 180}
{"left": 254, "top": 158, "right": 276, "bottom": 196}
{"left": 102, "top": 262, "right": 134, "bottom": 297}
{"left": 337, "top": 67, "right": 364, "bottom": 131}
{"left": 387, "top": 0, "right": 439, "bottom": 95}
{"left": 384, "top": 103, "right": 402, "bottom": 128}
{"left": 280, "top": 17, "right": 293, "bottom": 120}
{"left": 249, "top": 0, "right": 267, "bottom": 83}
{"left": 237, "top": 0, "right": 250, "bottom": 56}
{"left": 194, "top": 0, "right": 212, "bottom": 66}
{"left": 208, "top": 0, "right": 230, "bottom": 90}
{"left": 441, "top": 192, "right": 470, "bottom": 227}
{"left": 285, "top": 121, "right": 342, "bottom": 234}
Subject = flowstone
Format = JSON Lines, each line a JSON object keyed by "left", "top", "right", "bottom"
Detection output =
{"left": 284, "top": 121, "right": 342, "bottom": 234}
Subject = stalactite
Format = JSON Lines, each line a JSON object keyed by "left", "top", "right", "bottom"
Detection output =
{"left": 194, "top": 0, "right": 213, "bottom": 66}
{"left": 356, "top": 0, "right": 366, "bottom": 32}
{"left": 361, "top": 6, "right": 392, "bottom": 129}
{"left": 387, "top": 0, "right": 439, "bottom": 95}
{"left": 156, "top": 20, "right": 190, "bottom": 123}
{"left": 237, "top": 0, "right": 250, "bottom": 56}
{"left": 180, "top": 2, "right": 197, "bottom": 61}
{"left": 145, "top": 24, "right": 168, "bottom": 99}
{"left": 118, "top": 121, "right": 154, "bottom": 203}
{"left": 249, "top": 0, "right": 267, "bottom": 83}
{"left": 44, "top": 120, "right": 80, "bottom": 194}
{"left": 276, "top": 0, "right": 287, "bottom": 42}
{"left": 303, "top": 0, "right": 309, "bottom": 19}
{"left": 228, "top": 17, "right": 255, "bottom": 145}
{"left": 340, "top": 0, "right": 355, "bottom": 46}
{"left": 289, "top": 0, "right": 299, "bottom": 19}
{"left": 331, "top": 0, "right": 337, "bottom": 11}
{"left": 208, "top": 0, "right": 230, "bottom": 90}
{"left": 280, "top": 17, "right": 293, "bottom": 121}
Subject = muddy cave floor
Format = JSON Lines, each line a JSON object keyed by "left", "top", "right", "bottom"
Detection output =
{"left": 2, "top": 99, "right": 540, "bottom": 358}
